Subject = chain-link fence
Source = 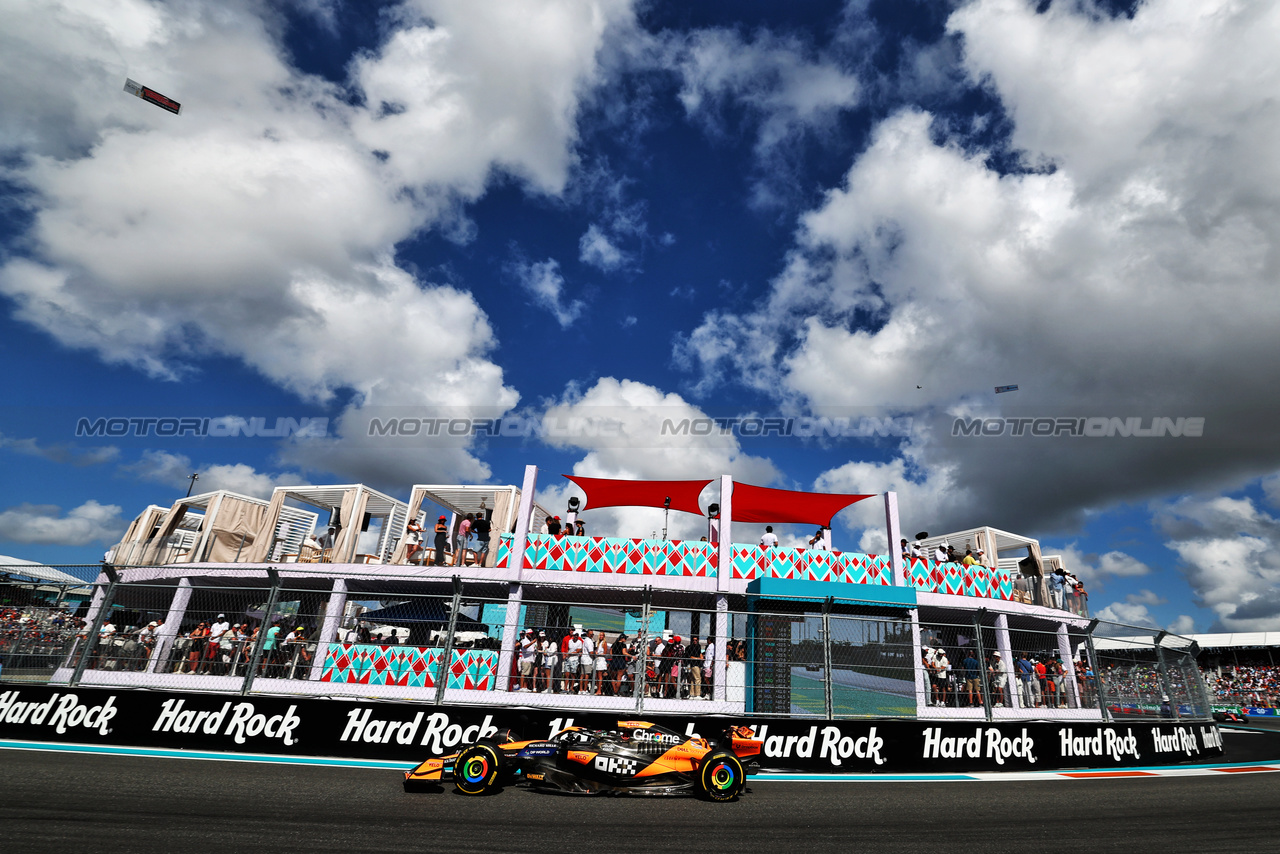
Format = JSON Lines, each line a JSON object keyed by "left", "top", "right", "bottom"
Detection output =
{"left": 0, "top": 573, "right": 1212, "bottom": 720}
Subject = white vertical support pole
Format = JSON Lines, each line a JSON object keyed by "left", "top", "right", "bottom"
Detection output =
{"left": 885, "top": 491, "right": 903, "bottom": 586}
{"left": 713, "top": 593, "right": 729, "bottom": 703}
{"left": 909, "top": 608, "right": 927, "bottom": 713}
{"left": 716, "top": 475, "right": 732, "bottom": 594}
{"left": 510, "top": 465, "right": 539, "bottom": 581}
{"left": 1057, "top": 622, "right": 1079, "bottom": 709}
{"left": 310, "top": 578, "right": 347, "bottom": 680}
{"left": 82, "top": 569, "right": 111, "bottom": 626}
{"left": 495, "top": 583, "right": 523, "bottom": 693}
{"left": 497, "top": 466, "right": 538, "bottom": 692}
{"left": 997, "top": 613, "right": 1020, "bottom": 710}
{"left": 821, "top": 527, "right": 832, "bottom": 551}
{"left": 148, "top": 577, "right": 192, "bottom": 673}
{"left": 447, "top": 511, "right": 458, "bottom": 558}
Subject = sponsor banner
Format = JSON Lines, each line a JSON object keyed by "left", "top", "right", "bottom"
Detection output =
{"left": 0, "top": 685, "right": 1224, "bottom": 773}
{"left": 1244, "top": 707, "right": 1279, "bottom": 717}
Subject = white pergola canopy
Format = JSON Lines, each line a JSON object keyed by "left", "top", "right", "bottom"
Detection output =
{"left": 0, "top": 556, "right": 90, "bottom": 585}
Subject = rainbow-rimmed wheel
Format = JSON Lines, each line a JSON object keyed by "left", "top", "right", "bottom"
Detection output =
{"left": 453, "top": 743, "right": 502, "bottom": 795}
{"left": 698, "top": 750, "right": 744, "bottom": 801}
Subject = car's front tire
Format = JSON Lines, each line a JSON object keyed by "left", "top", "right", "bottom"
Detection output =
{"left": 453, "top": 743, "right": 503, "bottom": 795}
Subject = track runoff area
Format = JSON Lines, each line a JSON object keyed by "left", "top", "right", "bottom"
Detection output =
{"left": 4, "top": 724, "right": 1280, "bottom": 782}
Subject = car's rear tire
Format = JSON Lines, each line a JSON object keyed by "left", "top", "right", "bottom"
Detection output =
{"left": 453, "top": 743, "right": 503, "bottom": 795}
{"left": 698, "top": 750, "right": 744, "bottom": 801}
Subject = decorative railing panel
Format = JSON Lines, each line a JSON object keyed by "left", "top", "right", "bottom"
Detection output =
{"left": 319, "top": 644, "right": 497, "bottom": 690}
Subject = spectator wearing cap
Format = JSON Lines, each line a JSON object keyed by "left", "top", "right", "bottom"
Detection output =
{"left": 664, "top": 635, "right": 684, "bottom": 698}
{"left": 566, "top": 628, "right": 584, "bottom": 694}
{"left": 433, "top": 516, "right": 448, "bottom": 565}
{"left": 989, "top": 651, "right": 1009, "bottom": 706}
{"left": 518, "top": 629, "right": 537, "bottom": 692}
{"left": 900, "top": 538, "right": 911, "bottom": 562}
{"left": 1047, "top": 570, "right": 1065, "bottom": 610}
{"left": 933, "top": 543, "right": 948, "bottom": 563}
{"left": 578, "top": 628, "right": 595, "bottom": 694}
{"left": 547, "top": 515, "right": 563, "bottom": 536}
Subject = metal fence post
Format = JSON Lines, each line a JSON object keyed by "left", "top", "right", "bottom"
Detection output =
{"left": 1084, "top": 620, "right": 1110, "bottom": 721}
{"left": 1153, "top": 632, "right": 1178, "bottom": 719}
{"left": 241, "top": 569, "right": 281, "bottom": 695}
{"left": 70, "top": 568, "right": 118, "bottom": 687}
{"left": 434, "top": 576, "right": 463, "bottom": 705}
{"left": 822, "top": 597, "right": 834, "bottom": 720}
{"left": 635, "top": 585, "right": 652, "bottom": 713}
{"left": 975, "top": 610, "right": 993, "bottom": 721}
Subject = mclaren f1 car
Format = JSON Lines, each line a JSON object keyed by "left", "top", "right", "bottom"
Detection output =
{"left": 404, "top": 720, "right": 762, "bottom": 800}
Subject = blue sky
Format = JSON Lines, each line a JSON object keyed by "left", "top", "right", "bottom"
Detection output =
{"left": 3, "top": 0, "right": 1280, "bottom": 633}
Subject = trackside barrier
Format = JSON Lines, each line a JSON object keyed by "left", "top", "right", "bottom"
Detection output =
{"left": 0, "top": 684, "right": 1226, "bottom": 773}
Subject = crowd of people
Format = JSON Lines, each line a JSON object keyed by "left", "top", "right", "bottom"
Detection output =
{"left": 512, "top": 627, "right": 747, "bottom": 699}
{"left": 921, "top": 643, "right": 1087, "bottom": 709}
{"left": 1204, "top": 663, "right": 1280, "bottom": 707}
{"left": 0, "top": 606, "right": 83, "bottom": 669}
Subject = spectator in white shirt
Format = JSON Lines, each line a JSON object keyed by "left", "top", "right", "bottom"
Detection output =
{"left": 760, "top": 526, "right": 778, "bottom": 548}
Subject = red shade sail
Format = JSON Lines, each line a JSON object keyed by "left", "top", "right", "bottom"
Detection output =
{"left": 562, "top": 475, "right": 714, "bottom": 516}
{"left": 731, "top": 482, "right": 875, "bottom": 527}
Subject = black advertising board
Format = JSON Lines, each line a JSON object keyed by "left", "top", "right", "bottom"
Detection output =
{"left": 0, "top": 685, "right": 1225, "bottom": 773}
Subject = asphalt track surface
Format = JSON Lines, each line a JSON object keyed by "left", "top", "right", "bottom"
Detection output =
{"left": 5, "top": 730, "right": 1280, "bottom": 854}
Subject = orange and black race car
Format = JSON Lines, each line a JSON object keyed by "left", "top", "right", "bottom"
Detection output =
{"left": 404, "top": 720, "right": 763, "bottom": 800}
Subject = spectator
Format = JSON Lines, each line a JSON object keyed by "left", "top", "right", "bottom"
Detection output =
{"left": 433, "top": 516, "right": 449, "bottom": 566}
{"left": 538, "top": 630, "right": 556, "bottom": 694}
{"left": 910, "top": 541, "right": 924, "bottom": 559}
{"left": 933, "top": 543, "right": 948, "bottom": 563}
{"left": 809, "top": 528, "right": 827, "bottom": 549}
{"left": 546, "top": 516, "right": 563, "bottom": 536}
{"left": 593, "top": 631, "right": 609, "bottom": 695}
{"left": 404, "top": 518, "right": 424, "bottom": 564}
{"left": 574, "top": 519, "right": 586, "bottom": 537}
{"left": 963, "top": 650, "right": 982, "bottom": 706}
{"left": 703, "top": 635, "right": 716, "bottom": 697}
{"left": 686, "top": 635, "right": 703, "bottom": 699}
{"left": 760, "top": 526, "right": 778, "bottom": 548}
{"left": 473, "top": 512, "right": 492, "bottom": 566}
{"left": 517, "top": 628, "right": 537, "bottom": 692}
{"left": 452, "top": 514, "right": 473, "bottom": 566}
{"left": 610, "top": 633, "right": 628, "bottom": 696}
{"left": 566, "top": 629, "right": 584, "bottom": 694}
{"left": 1017, "top": 653, "right": 1035, "bottom": 707}
{"left": 1034, "top": 656, "right": 1048, "bottom": 707}
{"left": 900, "top": 538, "right": 911, "bottom": 562}
{"left": 989, "top": 651, "right": 1008, "bottom": 706}
{"left": 962, "top": 549, "right": 978, "bottom": 567}
{"left": 1047, "top": 570, "right": 1065, "bottom": 610}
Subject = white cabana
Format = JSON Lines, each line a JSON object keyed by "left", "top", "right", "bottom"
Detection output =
{"left": 247, "top": 485, "right": 407, "bottom": 564}
{"left": 391, "top": 484, "right": 549, "bottom": 566}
